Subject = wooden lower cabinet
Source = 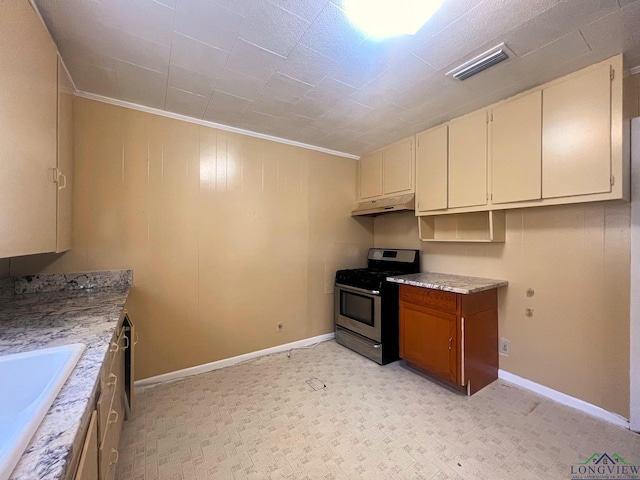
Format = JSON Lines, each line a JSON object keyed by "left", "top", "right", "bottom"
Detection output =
{"left": 400, "top": 302, "right": 457, "bottom": 382}
{"left": 74, "top": 411, "right": 98, "bottom": 480}
{"left": 98, "top": 322, "right": 129, "bottom": 480}
{"left": 68, "top": 312, "right": 134, "bottom": 480}
{"left": 89, "top": 312, "right": 134, "bottom": 480}
{"left": 399, "top": 284, "right": 498, "bottom": 394}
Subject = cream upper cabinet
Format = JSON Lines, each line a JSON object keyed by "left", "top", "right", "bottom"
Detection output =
{"left": 416, "top": 125, "right": 448, "bottom": 213}
{"left": 382, "top": 137, "right": 414, "bottom": 195}
{"left": 361, "top": 55, "right": 625, "bottom": 219}
{"left": 57, "top": 59, "right": 74, "bottom": 252}
{"left": 0, "top": 0, "right": 58, "bottom": 258}
{"left": 358, "top": 151, "right": 383, "bottom": 200}
{"left": 542, "top": 62, "right": 613, "bottom": 199}
{"left": 358, "top": 136, "right": 414, "bottom": 201}
{"left": 448, "top": 110, "right": 488, "bottom": 209}
{"left": 491, "top": 90, "right": 542, "bottom": 204}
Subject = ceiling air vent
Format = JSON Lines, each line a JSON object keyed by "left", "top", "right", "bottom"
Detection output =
{"left": 447, "top": 43, "right": 511, "bottom": 80}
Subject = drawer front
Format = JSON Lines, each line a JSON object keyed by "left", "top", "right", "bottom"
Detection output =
{"left": 98, "top": 328, "right": 127, "bottom": 456}
{"left": 104, "top": 460, "right": 117, "bottom": 480}
{"left": 99, "top": 402, "right": 121, "bottom": 479}
{"left": 99, "top": 436, "right": 117, "bottom": 480}
{"left": 335, "top": 326, "right": 383, "bottom": 364}
{"left": 100, "top": 337, "right": 121, "bottom": 387}
{"left": 400, "top": 285, "right": 457, "bottom": 312}
{"left": 110, "top": 394, "right": 125, "bottom": 474}
{"left": 96, "top": 377, "right": 116, "bottom": 444}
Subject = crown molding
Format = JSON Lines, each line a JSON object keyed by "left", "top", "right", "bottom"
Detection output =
{"left": 73, "top": 91, "right": 361, "bottom": 160}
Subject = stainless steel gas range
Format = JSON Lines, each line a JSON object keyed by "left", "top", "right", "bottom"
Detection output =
{"left": 334, "top": 248, "right": 420, "bottom": 364}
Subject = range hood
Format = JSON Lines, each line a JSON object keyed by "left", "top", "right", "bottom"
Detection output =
{"left": 351, "top": 193, "right": 415, "bottom": 216}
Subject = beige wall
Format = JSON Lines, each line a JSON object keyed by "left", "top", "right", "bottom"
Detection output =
{"left": 10, "top": 97, "right": 374, "bottom": 379}
{"left": 624, "top": 73, "right": 640, "bottom": 119}
{"left": 8, "top": 95, "right": 632, "bottom": 417}
{"left": 375, "top": 204, "right": 631, "bottom": 417}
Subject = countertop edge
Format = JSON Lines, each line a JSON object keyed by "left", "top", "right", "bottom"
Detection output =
{"left": 387, "top": 273, "right": 508, "bottom": 294}
{"left": 1, "top": 284, "right": 131, "bottom": 480}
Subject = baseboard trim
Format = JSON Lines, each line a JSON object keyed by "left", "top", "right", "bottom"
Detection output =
{"left": 498, "top": 370, "right": 630, "bottom": 429}
{"left": 135, "top": 332, "right": 336, "bottom": 387}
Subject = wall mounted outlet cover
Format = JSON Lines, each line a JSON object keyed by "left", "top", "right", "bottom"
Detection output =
{"left": 499, "top": 338, "right": 511, "bottom": 356}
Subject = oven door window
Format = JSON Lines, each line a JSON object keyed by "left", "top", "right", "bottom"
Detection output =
{"left": 340, "top": 290, "right": 374, "bottom": 327}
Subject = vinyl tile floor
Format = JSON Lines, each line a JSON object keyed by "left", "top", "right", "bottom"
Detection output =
{"left": 117, "top": 340, "right": 640, "bottom": 480}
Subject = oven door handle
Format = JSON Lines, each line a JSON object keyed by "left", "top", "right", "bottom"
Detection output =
{"left": 335, "top": 283, "right": 380, "bottom": 296}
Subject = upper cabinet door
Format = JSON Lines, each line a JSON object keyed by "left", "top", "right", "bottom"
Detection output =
{"left": 382, "top": 137, "right": 414, "bottom": 195}
{"left": 0, "top": 0, "right": 58, "bottom": 258}
{"left": 491, "top": 91, "right": 542, "bottom": 204}
{"left": 542, "top": 63, "right": 612, "bottom": 199}
{"left": 416, "top": 125, "right": 448, "bottom": 213}
{"left": 448, "top": 110, "right": 488, "bottom": 209}
{"left": 358, "top": 151, "right": 383, "bottom": 200}
{"left": 57, "top": 59, "right": 74, "bottom": 253}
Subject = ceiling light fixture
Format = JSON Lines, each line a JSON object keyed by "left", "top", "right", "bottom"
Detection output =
{"left": 343, "top": 0, "right": 444, "bottom": 39}
{"left": 446, "top": 43, "right": 512, "bottom": 80}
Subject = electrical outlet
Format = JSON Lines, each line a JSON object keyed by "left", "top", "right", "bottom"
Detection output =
{"left": 276, "top": 322, "right": 283, "bottom": 333}
{"left": 499, "top": 338, "right": 510, "bottom": 356}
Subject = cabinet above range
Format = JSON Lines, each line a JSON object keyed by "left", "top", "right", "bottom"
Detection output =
{"left": 355, "top": 55, "right": 629, "bottom": 229}
{"left": 353, "top": 54, "right": 631, "bottom": 241}
{"left": 357, "top": 136, "right": 415, "bottom": 201}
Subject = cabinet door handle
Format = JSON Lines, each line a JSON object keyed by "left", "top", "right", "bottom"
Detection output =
{"left": 110, "top": 342, "right": 119, "bottom": 353}
{"left": 107, "top": 373, "right": 117, "bottom": 387}
{"left": 134, "top": 331, "right": 139, "bottom": 346}
{"left": 108, "top": 409, "right": 119, "bottom": 425}
{"left": 53, "top": 168, "right": 67, "bottom": 189}
{"left": 122, "top": 336, "right": 130, "bottom": 350}
{"left": 449, "top": 338, "right": 453, "bottom": 350}
{"left": 109, "top": 448, "right": 119, "bottom": 465}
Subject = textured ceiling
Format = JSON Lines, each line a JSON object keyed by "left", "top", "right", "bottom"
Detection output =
{"left": 33, "top": 0, "right": 640, "bottom": 157}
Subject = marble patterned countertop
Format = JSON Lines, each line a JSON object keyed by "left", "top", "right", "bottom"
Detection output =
{"left": 386, "top": 272, "right": 508, "bottom": 294}
{"left": 0, "top": 270, "right": 131, "bottom": 480}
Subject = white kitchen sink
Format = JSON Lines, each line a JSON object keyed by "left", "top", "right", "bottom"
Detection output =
{"left": 0, "top": 343, "right": 85, "bottom": 480}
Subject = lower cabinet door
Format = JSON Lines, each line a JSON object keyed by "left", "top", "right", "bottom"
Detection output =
{"left": 400, "top": 302, "right": 458, "bottom": 383}
{"left": 75, "top": 411, "right": 98, "bottom": 480}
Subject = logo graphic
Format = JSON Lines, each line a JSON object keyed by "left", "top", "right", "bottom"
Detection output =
{"left": 571, "top": 453, "right": 640, "bottom": 480}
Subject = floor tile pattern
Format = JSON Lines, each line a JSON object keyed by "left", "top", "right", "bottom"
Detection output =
{"left": 117, "top": 341, "right": 640, "bottom": 479}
